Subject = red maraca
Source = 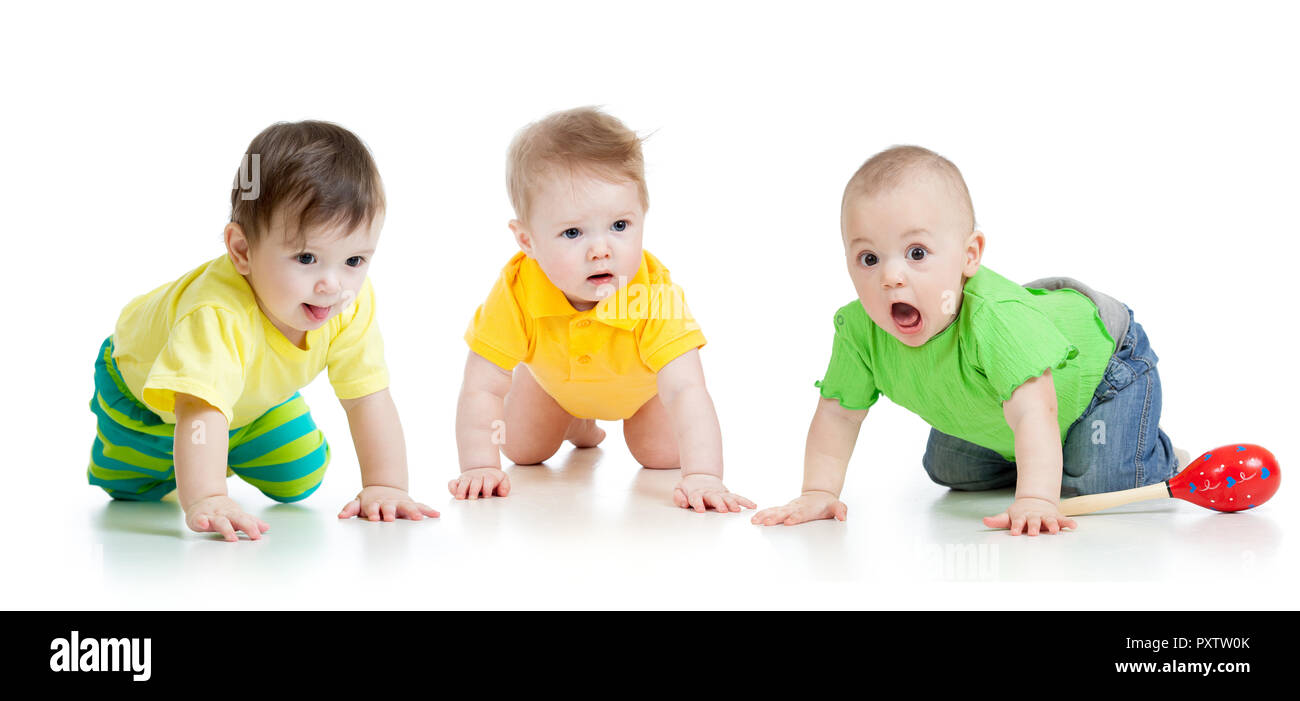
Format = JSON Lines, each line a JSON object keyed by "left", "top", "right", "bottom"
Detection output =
{"left": 1060, "top": 443, "right": 1280, "bottom": 516}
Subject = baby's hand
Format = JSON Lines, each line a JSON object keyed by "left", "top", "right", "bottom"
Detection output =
{"left": 983, "top": 496, "right": 1077, "bottom": 535}
{"left": 447, "top": 467, "right": 511, "bottom": 500}
{"left": 672, "top": 473, "right": 757, "bottom": 513}
{"left": 339, "top": 485, "right": 440, "bottom": 521}
{"left": 185, "top": 495, "right": 269, "bottom": 542}
{"left": 751, "top": 491, "right": 847, "bottom": 526}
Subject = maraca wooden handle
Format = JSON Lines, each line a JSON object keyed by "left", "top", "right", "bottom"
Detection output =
{"left": 1059, "top": 482, "right": 1170, "bottom": 516}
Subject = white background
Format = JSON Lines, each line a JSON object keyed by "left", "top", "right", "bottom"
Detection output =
{"left": 1, "top": 0, "right": 1296, "bottom": 609}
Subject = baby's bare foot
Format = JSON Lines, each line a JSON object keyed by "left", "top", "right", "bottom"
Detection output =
{"left": 564, "top": 418, "right": 606, "bottom": 448}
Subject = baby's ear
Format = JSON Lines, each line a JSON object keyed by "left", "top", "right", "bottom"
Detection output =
{"left": 963, "top": 229, "right": 986, "bottom": 276}
{"left": 509, "top": 219, "right": 534, "bottom": 255}
{"left": 225, "top": 222, "right": 253, "bottom": 274}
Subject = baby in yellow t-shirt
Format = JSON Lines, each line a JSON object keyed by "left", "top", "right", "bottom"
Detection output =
{"left": 453, "top": 107, "right": 754, "bottom": 513}
{"left": 87, "top": 121, "right": 437, "bottom": 541}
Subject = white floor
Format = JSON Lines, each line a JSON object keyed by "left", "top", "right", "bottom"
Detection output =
{"left": 9, "top": 381, "right": 1294, "bottom": 610}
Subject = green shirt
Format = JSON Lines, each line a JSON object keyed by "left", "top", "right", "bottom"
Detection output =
{"left": 815, "top": 266, "right": 1115, "bottom": 462}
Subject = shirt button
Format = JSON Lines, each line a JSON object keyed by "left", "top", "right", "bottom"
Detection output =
{"left": 577, "top": 355, "right": 591, "bottom": 364}
{"left": 576, "top": 319, "right": 591, "bottom": 328}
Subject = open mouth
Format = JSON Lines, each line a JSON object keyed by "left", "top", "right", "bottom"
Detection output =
{"left": 303, "top": 303, "right": 332, "bottom": 322}
{"left": 587, "top": 273, "right": 615, "bottom": 285}
{"left": 891, "top": 302, "right": 923, "bottom": 334}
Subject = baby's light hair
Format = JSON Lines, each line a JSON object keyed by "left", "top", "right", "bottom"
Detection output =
{"left": 506, "top": 107, "right": 648, "bottom": 223}
{"left": 843, "top": 145, "right": 975, "bottom": 231}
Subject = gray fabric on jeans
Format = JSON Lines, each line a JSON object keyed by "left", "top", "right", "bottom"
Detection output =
{"left": 1022, "top": 276, "right": 1130, "bottom": 353}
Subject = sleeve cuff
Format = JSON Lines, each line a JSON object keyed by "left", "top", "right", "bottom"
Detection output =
{"left": 990, "top": 344, "right": 1079, "bottom": 402}
{"left": 141, "top": 377, "right": 235, "bottom": 426}
{"left": 813, "top": 380, "right": 879, "bottom": 411}
{"left": 331, "top": 372, "right": 391, "bottom": 401}
{"left": 465, "top": 334, "right": 522, "bottom": 372}
{"left": 644, "top": 330, "right": 707, "bottom": 373}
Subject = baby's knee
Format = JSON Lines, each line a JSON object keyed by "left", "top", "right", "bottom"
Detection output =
{"left": 627, "top": 439, "right": 679, "bottom": 470}
{"left": 925, "top": 470, "right": 1016, "bottom": 492}
{"left": 921, "top": 449, "right": 1015, "bottom": 491}
{"left": 502, "top": 439, "right": 563, "bottom": 466}
{"left": 234, "top": 441, "right": 330, "bottom": 503}
{"left": 921, "top": 429, "right": 1017, "bottom": 491}
{"left": 921, "top": 456, "right": 971, "bottom": 489}
{"left": 259, "top": 480, "right": 323, "bottom": 503}
{"left": 88, "top": 466, "right": 175, "bottom": 502}
{"left": 921, "top": 445, "right": 964, "bottom": 487}
{"left": 250, "top": 467, "right": 326, "bottom": 503}
{"left": 101, "top": 485, "right": 173, "bottom": 502}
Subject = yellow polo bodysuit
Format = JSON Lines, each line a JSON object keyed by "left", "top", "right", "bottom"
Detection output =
{"left": 464, "top": 250, "right": 706, "bottom": 420}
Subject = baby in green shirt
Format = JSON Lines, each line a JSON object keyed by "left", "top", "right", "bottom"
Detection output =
{"left": 753, "top": 146, "right": 1185, "bottom": 535}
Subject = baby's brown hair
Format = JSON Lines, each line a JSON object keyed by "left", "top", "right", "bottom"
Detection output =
{"left": 230, "top": 120, "right": 385, "bottom": 247}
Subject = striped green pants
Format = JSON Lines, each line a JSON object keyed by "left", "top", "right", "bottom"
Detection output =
{"left": 87, "top": 337, "right": 331, "bottom": 502}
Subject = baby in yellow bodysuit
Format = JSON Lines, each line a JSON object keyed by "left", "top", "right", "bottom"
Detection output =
{"left": 452, "top": 107, "right": 753, "bottom": 513}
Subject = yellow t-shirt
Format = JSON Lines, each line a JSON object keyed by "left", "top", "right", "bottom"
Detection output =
{"left": 465, "top": 250, "right": 706, "bottom": 420}
{"left": 111, "top": 254, "right": 389, "bottom": 428}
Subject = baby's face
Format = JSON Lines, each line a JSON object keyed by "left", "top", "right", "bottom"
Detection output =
{"left": 511, "top": 169, "right": 645, "bottom": 311}
{"left": 230, "top": 209, "right": 383, "bottom": 346}
{"left": 841, "top": 173, "right": 982, "bottom": 347}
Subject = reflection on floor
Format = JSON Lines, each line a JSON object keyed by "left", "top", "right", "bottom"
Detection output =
{"left": 22, "top": 420, "right": 1294, "bottom": 610}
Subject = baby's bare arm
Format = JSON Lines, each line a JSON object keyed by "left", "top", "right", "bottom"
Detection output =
{"left": 448, "top": 351, "right": 513, "bottom": 499}
{"left": 338, "top": 388, "right": 439, "bottom": 521}
{"left": 340, "top": 388, "right": 409, "bottom": 491}
{"left": 801, "top": 397, "right": 869, "bottom": 496}
{"left": 456, "top": 351, "right": 511, "bottom": 471}
{"left": 656, "top": 350, "right": 723, "bottom": 479}
{"left": 1001, "top": 368, "right": 1062, "bottom": 503}
{"left": 656, "top": 350, "right": 755, "bottom": 511}
{"left": 173, "top": 393, "right": 267, "bottom": 541}
{"left": 984, "top": 368, "right": 1077, "bottom": 535}
{"left": 753, "top": 396, "right": 867, "bottom": 526}
{"left": 173, "top": 393, "right": 231, "bottom": 509}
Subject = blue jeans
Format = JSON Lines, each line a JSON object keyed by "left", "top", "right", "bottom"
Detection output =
{"left": 921, "top": 306, "right": 1179, "bottom": 496}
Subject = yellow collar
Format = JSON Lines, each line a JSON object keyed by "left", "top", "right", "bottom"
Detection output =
{"left": 517, "top": 252, "right": 652, "bottom": 331}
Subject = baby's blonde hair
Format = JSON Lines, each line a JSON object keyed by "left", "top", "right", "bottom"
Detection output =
{"left": 843, "top": 145, "right": 975, "bottom": 232}
{"left": 506, "top": 107, "right": 648, "bottom": 223}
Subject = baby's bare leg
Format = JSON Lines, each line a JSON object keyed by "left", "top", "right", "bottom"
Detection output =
{"left": 503, "top": 365, "right": 603, "bottom": 464}
{"left": 623, "top": 395, "right": 680, "bottom": 469}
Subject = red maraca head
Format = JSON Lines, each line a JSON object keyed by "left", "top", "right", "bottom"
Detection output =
{"left": 1168, "top": 444, "right": 1280, "bottom": 512}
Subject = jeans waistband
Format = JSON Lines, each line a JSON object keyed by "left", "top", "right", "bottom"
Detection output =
{"left": 1022, "top": 276, "right": 1130, "bottom": 352}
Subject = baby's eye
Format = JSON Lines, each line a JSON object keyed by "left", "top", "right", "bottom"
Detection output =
{"left": 611, "top": 220, "right": 628, "bottom": 232}
{"left": 296, "top": 253, "right": 316, "bottom": 265}
{"left": 858, "top": 252, "right": 879, "bottom": 267}
{"left": 561, "top": 228, "right": 581, "bottom": 240}
{"left": 907, "top": 246, "right": 928, "bottom": 261}
{"left": 346, "top": 256, "right": 366, "bottom": 267}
